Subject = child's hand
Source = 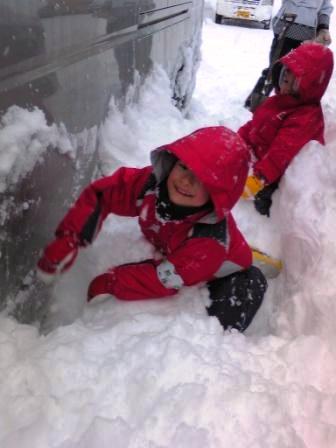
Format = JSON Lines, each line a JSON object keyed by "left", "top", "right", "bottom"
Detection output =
{"left": 241, "top": 175, "right": 265, "bottom": 200}
{"left": 36, "top": 235, "right": 79, "bottom": 284}
{"left": 315, "top": 30, "right": 332, "bottom": 46}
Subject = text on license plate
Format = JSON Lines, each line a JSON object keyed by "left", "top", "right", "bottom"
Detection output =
{"left": 236, "top": 9, "right": 250, "bottom": 18}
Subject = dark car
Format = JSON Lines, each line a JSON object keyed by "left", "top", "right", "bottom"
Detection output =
{"left": 0, "top": 0, "right": 204, "bottom": 322}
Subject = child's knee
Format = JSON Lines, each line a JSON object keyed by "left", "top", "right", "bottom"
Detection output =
{"left": 206, "top": 267, "right": 268, "bottom": 332}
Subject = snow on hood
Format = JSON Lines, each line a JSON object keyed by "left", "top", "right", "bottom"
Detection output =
{"left": 280, "top": 42, "right": 334, "bottom": 103}
{"left": 150, "top": 126, "right": 250, "bottom": 219}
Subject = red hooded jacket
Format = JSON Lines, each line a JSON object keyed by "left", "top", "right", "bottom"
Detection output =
{"left": 56, "top": 127, "right": 252, "bottom": 300}
{"left": 239, "top": 43, "right": 334, "bottom": 183}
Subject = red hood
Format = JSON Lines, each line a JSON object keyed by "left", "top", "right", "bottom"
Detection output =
{"left": 150, "top": 127, "right": 250, "bottom": 219}
{"left": 280, "top": 42, "right": 334, "bottom": 103}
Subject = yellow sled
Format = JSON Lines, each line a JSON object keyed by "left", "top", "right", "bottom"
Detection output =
{"left": 251, "top": 247, "right": 283, "bottom": 279}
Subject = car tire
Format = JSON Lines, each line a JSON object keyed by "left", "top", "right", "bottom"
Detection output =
{"left": 215, "top": 14, "right": 222, "bottom": 24}
{"left": 263, "top": 21, "right": 271, "bottom": 30}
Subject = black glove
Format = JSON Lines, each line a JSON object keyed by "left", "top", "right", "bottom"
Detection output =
{"left": 254, "top": 181, "right": 279, "bottom": 217}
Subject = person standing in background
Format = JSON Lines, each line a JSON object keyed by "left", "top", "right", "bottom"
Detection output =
{"left": 272, "top": 0, "right": 333, "bottom": 47}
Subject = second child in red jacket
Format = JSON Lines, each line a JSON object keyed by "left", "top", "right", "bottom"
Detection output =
{"left": 37, "top": 127, "right": 267, "bottom": 332}
{"left": 239, "top": 42, "right": 334, "bottom": 216}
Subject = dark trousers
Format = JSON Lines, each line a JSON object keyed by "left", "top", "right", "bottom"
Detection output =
{"left": 206, "top": 266, "right": 267, "bottom": 332}
{"left": 269, "top": 35, "right": 302, "bottom": 64}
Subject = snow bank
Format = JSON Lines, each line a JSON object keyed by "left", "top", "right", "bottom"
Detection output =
{"left": 0, "top": 106, "right": 74, "bottom": 193}
{"left": 98, "top": 66, "right": 211, "bottom": 174}
{"left": 274, "top": 141, "right": 336, "bottom": 340}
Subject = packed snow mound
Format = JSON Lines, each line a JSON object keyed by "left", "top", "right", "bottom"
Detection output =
{"left": 0, "top": 106, "right": 74, "bottom": 193}
{"left": 274, "top": 140, "right": 336, "bottom": 340}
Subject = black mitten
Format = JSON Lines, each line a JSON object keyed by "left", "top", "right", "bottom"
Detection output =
{"left": 254, "top": 181, "right": 279, "bottom": 217}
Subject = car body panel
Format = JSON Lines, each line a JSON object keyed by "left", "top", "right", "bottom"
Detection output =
{"left": 0, "top": 0, "right": 204, "bottom": 320}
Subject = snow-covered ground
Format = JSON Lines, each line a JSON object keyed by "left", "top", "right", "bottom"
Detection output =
{"left": 1, "top": 2, "right": 336, "bottom": 447}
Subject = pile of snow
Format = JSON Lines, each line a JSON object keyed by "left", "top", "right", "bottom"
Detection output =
{"left": 0, "top": 106, "right": 74, "bottom": 193}
{"left": 98, "top": 67, "right": 207, "bottom": 174}
{"left": 1, "top": 9, "right": 336, "bottom": 448}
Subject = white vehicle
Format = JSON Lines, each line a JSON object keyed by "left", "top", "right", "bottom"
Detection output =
{"left": 215, "top": 0, "right": 274, "bottom": 29}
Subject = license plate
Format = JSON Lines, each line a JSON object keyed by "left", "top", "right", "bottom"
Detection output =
{"left": 236, "top": 9, "right": 250, "bottom": 18}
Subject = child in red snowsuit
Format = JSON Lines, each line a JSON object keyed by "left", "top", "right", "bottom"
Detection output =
{"left": 37, "top": 127, "right": 267, "bottom": 332}
{"left": 239, "top": 42, "right": 334, "bottom": 216}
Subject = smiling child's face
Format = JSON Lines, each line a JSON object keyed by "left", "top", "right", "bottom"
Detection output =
{"left": 167, "top": 161, "right": 210, "bottom": 207}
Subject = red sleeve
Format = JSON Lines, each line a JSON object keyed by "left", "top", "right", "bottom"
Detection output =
{"left": 107, "top": 237, "right": 251, "bottom": 301}
{"left": 253, "top": 107, "right": 324, "bottom": 183}
{"left": 106, "top": 261, "right": 177, "bottom": 301}
{"left": 238, "top": 120, "right": 253, "bottom": 145}
{"left": 56, "top": 166, "right": 152, "bottom": 245}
